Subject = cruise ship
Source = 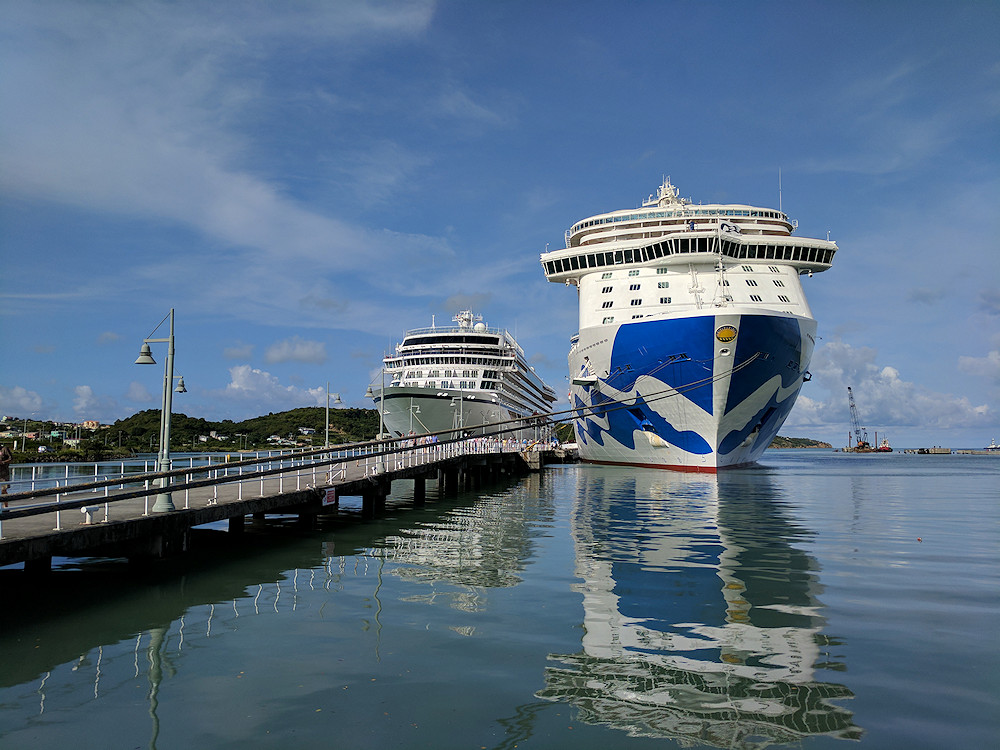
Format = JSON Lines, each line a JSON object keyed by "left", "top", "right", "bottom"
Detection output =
{"left": 540, "top": 177, "right": 837, "bottom": 471}
{"left": 368, "top": 311, "right": 557, "bottom": 440}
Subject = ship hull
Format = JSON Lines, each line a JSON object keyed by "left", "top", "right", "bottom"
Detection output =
{"left": 374, "top": 386, "right": 535, "bottom": 440}
{"left": 569, "top": 311, "right": 816, "bottom": 471}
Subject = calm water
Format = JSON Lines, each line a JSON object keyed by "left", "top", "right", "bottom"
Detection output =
{"left": 1, "top": 451, "right": 997, "bottom": 749}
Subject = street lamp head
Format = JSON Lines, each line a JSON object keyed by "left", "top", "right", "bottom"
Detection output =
{"left": 364, "top": 386, "right": 374, "bottom": 398}
{"left": 135, "top": 343, "right": 156, "bottom": 365}
{"left": 174, "top": 376, "right": 187, "bottom": 393}
{"left": 331, "top": 392, "right": 342, "bottom": 405}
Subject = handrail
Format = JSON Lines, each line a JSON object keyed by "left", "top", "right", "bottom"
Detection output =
{"left": 0, "top": 436, "right": 539, "bottom": 525}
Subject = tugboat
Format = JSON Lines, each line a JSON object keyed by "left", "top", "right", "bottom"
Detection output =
{"left": 875, "top": 436, "right": 892, "bottom": 452}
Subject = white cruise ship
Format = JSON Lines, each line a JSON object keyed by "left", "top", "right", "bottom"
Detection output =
{"left": 368, "top": 311, "right": 557, "bottom": 440}
{"left": 540, "top": 177, "right": 837, "bottom": 471}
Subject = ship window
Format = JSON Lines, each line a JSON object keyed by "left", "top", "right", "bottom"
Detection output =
{"left": 629, "top": 283, "right": 640, "bottom": 290}
{"left": 746, "top": 279, "right": 758, "bottom": 287}
{"left": 660, "top": 296, "right": 671, "bottom": 304}
{"left": 742, "top": 265, "right": 753, "bottom": 272}
{"left": 628, "top": 270, "right": 639, "bottom": 277}
{"left": 630, "top": 299, "right": 642, "bottom": 306}
{"left": 722, "top": 280, "right": 730, "bottom": 286}
{"left": 632, "top": 314, "right": 643, "bottom": 319}
{"left": 750, "top": 294, "right": 762, "bottom": 302}
{"left": 588, "top": 254, "right": 597, "bottom": 267}
{"left": 778, "top": 295, "right": 791, "bottom": 302}
{"left": 601, "top": 301, "right": 613, "bottom": 309}
{"left": 601, "top": 272, "right": 612, "bottom": 279}
{"left": 624, "top": 249, "right": 634, "bottom": 263}
{"left": 602, "top": 316, "right": 615, "bottom": 324}
{"left": 658, "top": 281, "right": 669, "bottom": 288}
{"left": 570, "top": 256, "right": 579, "bottom": 270}
{"left": 773, "top": 279, "right": 785, "bottom": 287}
{"left": 657, "top": 267, "right": 669, "bottom": 274}
{"left": 769, "top": 266, "right": 780, "bottom": 273}
{"left": 614, "top": 251, "right": 624, "bottom": 264}
{"left": 602, "top": 286, "right": 613, "bottom": 293}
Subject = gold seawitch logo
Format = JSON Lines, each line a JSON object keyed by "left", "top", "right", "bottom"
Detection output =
{"left": 715, "top": 325, "right": 738, "bottom": 343}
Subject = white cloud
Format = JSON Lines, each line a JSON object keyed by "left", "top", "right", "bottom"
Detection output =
{"left": 73, "top": 385, "right": 117, "bottom": 418}
{"left": 218, "top": 365, "right": 324, "bottom": 411}
{"left": 0, "top": 386, "right": 44, "bottom": 414}
{"left": 97, "top": 331, "right": 121, "bottom": 344}
{"left": 126, "top": 381, "right": 155, "bottom": 403}
{"left": 787, "top": 340, "right": 994, "bottom": 430}
{"left": 958, "top": 350, "right": 1000, "bottom": 383}
{"left": 223, "top": 342, "right": 255, "bottom": 360}
{"left": 264, "top": 336, "right": 327, "bottom": 365}
{"left": 0, "top": 0, "right": 449, "bottom": 296}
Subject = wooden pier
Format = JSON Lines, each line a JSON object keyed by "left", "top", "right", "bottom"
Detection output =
{"left": 0, "top": 439, "right": 557, "bottom": 575}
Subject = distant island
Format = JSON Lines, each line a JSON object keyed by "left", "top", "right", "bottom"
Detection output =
{"left": 768, "top": 436, "right": 833, "bottom": 449}
{"left": 4, "top": 407, "right": 832, "bottom": 462}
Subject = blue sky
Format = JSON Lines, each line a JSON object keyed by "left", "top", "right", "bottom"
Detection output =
{"left": 2, "top": 0, "right": 998, "bottom": 449}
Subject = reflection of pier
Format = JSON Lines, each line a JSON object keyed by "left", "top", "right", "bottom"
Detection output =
{"left": 0, "top": 438, "right": 553, "bottom": 574}
{"left": 534, "top": 468, "right": 861, "bottom": 746}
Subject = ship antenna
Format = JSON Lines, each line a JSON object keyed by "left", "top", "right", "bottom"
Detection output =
{"left": 778, "top": 167, "right": 783, "bottom": 213}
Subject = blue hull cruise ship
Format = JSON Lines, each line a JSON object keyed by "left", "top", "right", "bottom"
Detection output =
{"left": 540, "top": 177, "right": 837, "bottom": 471}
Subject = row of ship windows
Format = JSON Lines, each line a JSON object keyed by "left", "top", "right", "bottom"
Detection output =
{"left": 399, "top": 369, "right": 497, "bottom": 379}
{"left": 397, "top": 380, "right": 492, "bottom": 391}
{"left": 387, "top": 357, "right": 507, "bottom": 368}
{"left": 598, "top": 265, "right": 783, "bottom": 280}
{"left": 600, "top": 293, "right": 793, "bottom": 310}
{"left": 600, "top": 278, "right": 785, "bottom": 293}
{"left": 545, "top": 239, "right": 834, "bottom": 274}
{"left": 600, "top": 298, "right": 795, "bottom": 323}
{"left": 571, "top": 208, "right": 789, "bottom": 234}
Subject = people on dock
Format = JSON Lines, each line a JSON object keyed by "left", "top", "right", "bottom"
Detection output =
{"left": 0, "top": 442, "right": 12, "bottom": 499}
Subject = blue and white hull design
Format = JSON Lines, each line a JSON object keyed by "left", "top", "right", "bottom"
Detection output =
{"left": 569, "top": 311, "right": 816, "bottom": 471}
{"left": 542, "top": 177, "right": 836, "bottom": 471}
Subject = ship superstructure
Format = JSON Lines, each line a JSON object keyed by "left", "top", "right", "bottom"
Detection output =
{"left": 369, "top": 311, "right": 556, "bottom": 440}
{"left": 540, "top": 177, "right": 837, "bottom": 470}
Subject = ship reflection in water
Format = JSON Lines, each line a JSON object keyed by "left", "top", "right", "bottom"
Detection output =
{"left": 535, "top": 467, "right": 861, "bottom": 746}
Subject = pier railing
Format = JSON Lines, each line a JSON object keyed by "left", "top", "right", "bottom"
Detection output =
{"left": 0, "top": 435, "right": 541, "bottom": 536}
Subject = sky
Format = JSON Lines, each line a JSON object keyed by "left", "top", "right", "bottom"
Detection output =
{"left": 1, "top": 0, "right": 998, "bottom": 449}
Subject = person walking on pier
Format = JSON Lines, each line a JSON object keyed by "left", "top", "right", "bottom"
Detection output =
{"left": 0, "top": 442, "right": 12, "bottom": 500}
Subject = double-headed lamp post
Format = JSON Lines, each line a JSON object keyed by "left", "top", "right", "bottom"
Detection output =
{"left": 135, "top": 308, "right": 186, "bottom": 512}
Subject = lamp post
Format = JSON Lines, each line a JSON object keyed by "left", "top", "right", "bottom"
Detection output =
{"left": 135, "top": 308, "right": 186, "bottom": 512}
{"left": 325, "top": 383, "right": 342, "bottom": 449}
